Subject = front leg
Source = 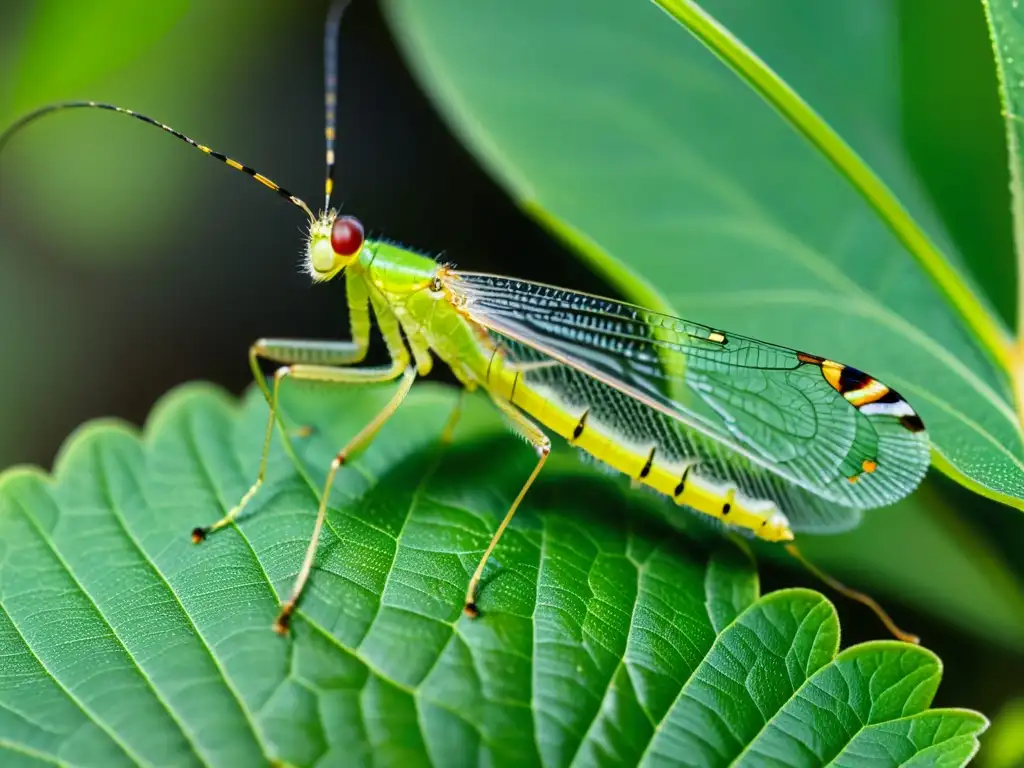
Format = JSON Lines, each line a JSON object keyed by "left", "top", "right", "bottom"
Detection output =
{"left": 274, "top": 363, "right": 417, "bottom": 634}
{"left": 249, "top": 338, "right": 370, "bottom": 438}
{"left": 248, "top": 273, "right": 372, "bottom": 405}
{"left": 192, "top": 336, "right": 408, "bottom": 544}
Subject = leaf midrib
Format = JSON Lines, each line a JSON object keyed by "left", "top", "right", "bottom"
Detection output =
{"left": 981, "top": 0, "right": 1024, "bottom": 331}
{"left": 401, "top": 0, "right": 1015, "bottom": 403}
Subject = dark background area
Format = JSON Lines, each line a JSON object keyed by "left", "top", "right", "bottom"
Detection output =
{"left": 1, "top": 0, "right": 1022, "bottom": 757}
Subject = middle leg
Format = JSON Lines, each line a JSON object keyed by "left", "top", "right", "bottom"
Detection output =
{"left": 193, "top": 347, "right": 406, "bottom": 542}
{"left": 464, "top": 395, "right": 551, "bottom": 617}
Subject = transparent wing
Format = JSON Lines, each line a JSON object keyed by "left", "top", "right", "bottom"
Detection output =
{"left": 444, "top": 272, "right": 929, "bottom": 523}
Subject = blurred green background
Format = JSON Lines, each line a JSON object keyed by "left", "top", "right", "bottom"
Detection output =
{"left": 1, "top": 0, "right": 1023, "bottom": 762}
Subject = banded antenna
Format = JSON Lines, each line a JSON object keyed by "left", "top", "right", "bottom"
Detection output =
{"left": 0, "top": 101, "right": 315, "bottom": 222}
{"left": 324, "top": 0, "right": 355, "bottom": 210}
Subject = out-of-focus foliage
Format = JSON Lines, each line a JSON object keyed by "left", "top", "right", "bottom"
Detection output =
{"left": 982, "top": 697, "right": 1024, "bottom": 768}
{"left": 1, "top": 0, "right": 294, "bottom": 255}
{"left": 7, "top": 0, "right": 189, "bottom": 111}
{"left": 901, "top": 0, "right": 1015, "bottom": 325}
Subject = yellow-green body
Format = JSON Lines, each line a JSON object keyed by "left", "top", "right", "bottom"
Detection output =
{"left": 352, "top": 240, "right": 793, "bottom": 541}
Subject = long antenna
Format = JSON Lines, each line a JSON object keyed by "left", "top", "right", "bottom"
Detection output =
{"left": 324, "top": 0, "right": 354, "bottom": 210}
{"left": 0, "top": 101, "right": 315, "bottom": 222}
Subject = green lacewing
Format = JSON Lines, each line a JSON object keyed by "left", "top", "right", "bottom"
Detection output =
{"left": 0, "top": 0, "right": 927, "bottom": 642}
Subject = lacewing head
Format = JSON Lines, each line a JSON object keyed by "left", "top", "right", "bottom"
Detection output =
{"left": 308, "top": 213, "right": 365, "bottom": 280}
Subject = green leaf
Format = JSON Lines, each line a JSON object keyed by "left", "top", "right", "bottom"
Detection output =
{"left": 384, "top": 0, "right": 1024, "bottom": 510}
{"left": 0, "top": 383, "right": 985, "bottom": 765}
{"left": 900, "top": 1, "right": 1015, "bottom": 326}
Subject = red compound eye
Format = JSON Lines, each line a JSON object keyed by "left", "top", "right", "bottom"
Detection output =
{"left": 331, "top": 215, "right": 364, "bottom": 256}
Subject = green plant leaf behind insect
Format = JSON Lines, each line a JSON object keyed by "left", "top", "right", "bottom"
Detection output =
{"left": 0, "top": 382, "right": 986, "bottom": 766}
{"left": 985, "top": 0, "right": 1024, "bottom": 386}
{"left": 384, "top": 0, "right": 1024, "bottom": 513}
{"left": 900, "top": 0, "right": 1015, "bottom": 327}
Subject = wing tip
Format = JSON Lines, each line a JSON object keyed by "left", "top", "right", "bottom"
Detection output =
{"left": 804, "top": 359, "right": 926, "bottom": 435}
